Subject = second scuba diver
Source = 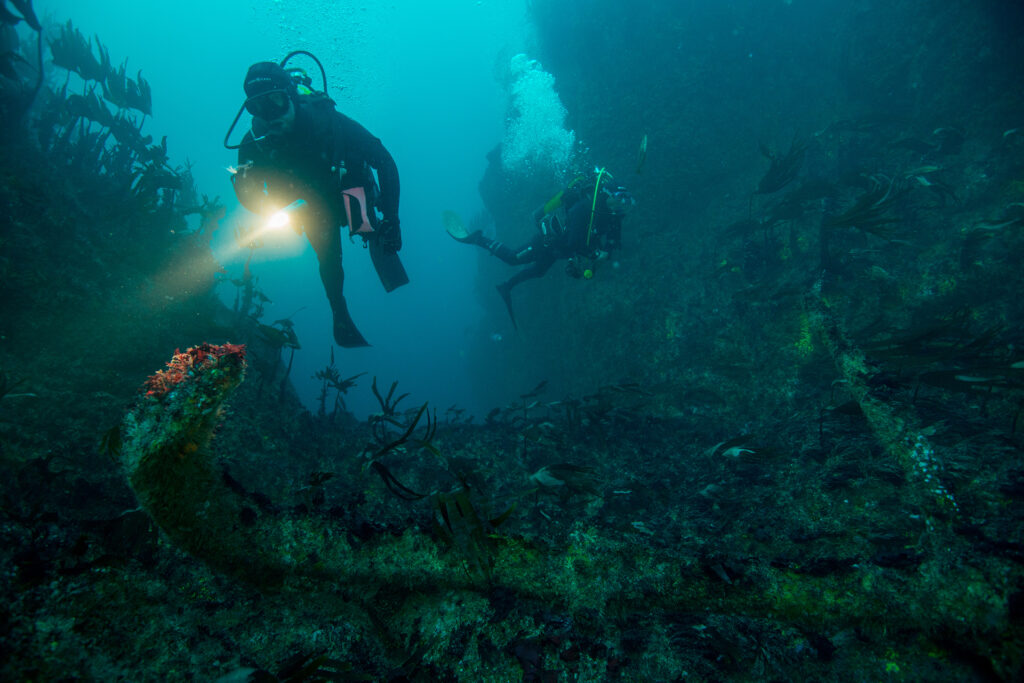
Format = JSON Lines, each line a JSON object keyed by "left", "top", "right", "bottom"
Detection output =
{"left": 446, "top": 169, "right": 635, "bottom": 328}
{"left": 226, "top": 54, "right": 407, "bottom": 348}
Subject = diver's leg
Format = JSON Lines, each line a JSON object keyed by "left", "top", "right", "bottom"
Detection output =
{"left": 480, "top": 234, "right": 544, "bottom": 266}
{"left": 494, "top": 247, "right": 556, "bottom": 329}
{"left": 500, "top": 249, "right": 555, "bottom": 291}
{"left": 455, "top": 229, "right": 542, "bottom": 265}
{"left": 306, "top": 223, "right": 369, "bottom": 347}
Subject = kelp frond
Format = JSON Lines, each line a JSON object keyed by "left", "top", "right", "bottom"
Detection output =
{"left": 755, "top": 137, "right": 808, "bottom": 195}
{"left": 824, "top": 174, "right": 910, "bottom": 239}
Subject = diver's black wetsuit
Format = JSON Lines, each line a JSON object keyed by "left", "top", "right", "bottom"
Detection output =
{"left": 483, "top": 199, "right": 623, "bottom": 292}
{"left": 231, "top": 98, "right": 400, "bottom": 347}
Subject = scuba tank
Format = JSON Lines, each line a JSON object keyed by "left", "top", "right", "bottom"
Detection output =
{"left": 534, "top": 168, "right": 613, "bottom": 245}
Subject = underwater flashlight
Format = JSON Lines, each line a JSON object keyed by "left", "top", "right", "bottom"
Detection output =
{"left": 266, "top": 199, "right": 307, "bottom": 231}
{"left": 266, "top": 211, "right": 289, "bottom": 231}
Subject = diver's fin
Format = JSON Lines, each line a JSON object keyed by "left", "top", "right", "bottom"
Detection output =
{"left": 369, "top": 239, "right": 410, "bottom": 293}
{"left": 442, "top": 210, "right": 469, "bottom": 241}
{"left": 334, "top": 320, "right": 369, "bottom": 348}
{"left": 331, "top": 299, "right": 370, "bottom": 348}
{"left": 496, "top": 282, "right": 518, "bottom": 330}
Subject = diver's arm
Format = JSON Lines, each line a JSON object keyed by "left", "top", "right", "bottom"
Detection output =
{"left": 333, "top": 113, "right": 400, "bottom": 223}
{"left": 231, "top": 144, "right": 268, "bottom": 214}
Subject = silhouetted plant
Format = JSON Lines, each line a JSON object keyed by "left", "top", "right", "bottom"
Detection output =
{"left": 313, "top": 347, "right": 364, "bottom": 418}
{"left": 823, "top": 174, "right": 910, "bottom": 239}
{"left": 755, "top": 137, "right": 807, "bottom": 195}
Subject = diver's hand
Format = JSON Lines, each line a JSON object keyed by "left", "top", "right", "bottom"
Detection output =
{"left": 376, "top": 218, "right": 402, "bottom": 252}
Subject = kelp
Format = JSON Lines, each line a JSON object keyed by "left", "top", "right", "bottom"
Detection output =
{"left": 861, "top": 309, "right": 1004, "bottom": 369}
{"left": 0, "top": 49, "right": 29, "bottom": 81}
{"left": 365, "top": 396, "right": 438, "bottom": 463}
{"left": 103, "top": 59, "right": 151, "bottom": 116}
{"left": 48, "top": 21, "right": 151, "bottom": 116}
{"left": 314, "top": 347, "right": 364, "bottom": 418}
{"left": 755, "top": 137, "right": 808, "bottom": 195}
{"left": 47, "top": 20, "right": 107, "bottom": 83}
{"left": 0, "top": 0, "right": 42, "bottom": 124}
{"left": 823, "top": 174, "right": 910, "bottom": 239}
{"left": 854, "top": 310, "right": 1024, "bottom": 431}
{"left": 960, "top": 204, "right": 1024, "bottom": 268}
{"left": 766, "top": 177, "right": 837, "bottom": 223}
{"left": 33, "top": 21, "right": 176, "bottom": 218}
{"left": 430, "top": 486, "right": 515, "bottom": 582}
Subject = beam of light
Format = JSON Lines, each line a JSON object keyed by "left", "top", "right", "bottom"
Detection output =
{"left": 266, "top": 209, "right": 291, "bottom": 231}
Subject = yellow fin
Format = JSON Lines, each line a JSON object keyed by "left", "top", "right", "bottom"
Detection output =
{"left": 442, "top": 210, "right": 468, "bottom": 239}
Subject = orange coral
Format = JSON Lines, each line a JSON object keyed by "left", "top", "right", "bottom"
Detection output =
{"left": 143, "top": 343, "right": 246, "bottom": 399}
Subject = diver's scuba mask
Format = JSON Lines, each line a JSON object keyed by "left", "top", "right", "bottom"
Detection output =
{"left": 244, "top": 90, "right": 291, "bottom": 121}
{"left": 605, "top": 187, "right": 636, "bottom": 215}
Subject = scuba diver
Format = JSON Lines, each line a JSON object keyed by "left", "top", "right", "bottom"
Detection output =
{"left": 225, "top": 53, "right": 407, "bottom": 348}
{"left": 446, "top": 169, "right": 635, "bottom": 328}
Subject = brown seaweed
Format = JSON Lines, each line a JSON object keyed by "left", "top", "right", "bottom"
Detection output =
{"left": 823, "top": 174, "right": 909, "bottom": 239}
{"left": 755, "top": 137, "right": 808, "bottom": 194}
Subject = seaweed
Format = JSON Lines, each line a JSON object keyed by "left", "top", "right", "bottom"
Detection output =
{"left": 861, "top": 310, "right": 1004, "bottom": 369}
{"left": 103, "top": 59, "right": 151, "bottom": 116}
{"left": 369, "top": 377, "right": 410, "bottom": 429}
{"left": 444, "top": 404, "right": 471, "bottom": 424}
{"left": 755, "top": 137, "right": 808, "bottom": 195}
{"left": 252, "top": 318, "right": 301, "bottom": 399}
{"left": 766, "top": 177, "right": 837, "bottom": 223}
{"left": 369, "top": 460, "right": 429, "bottom": 501}
{"left": 823, "top": 174, "right": 910, "bottom": 239}
{"left": 35, "top": 21, "right": 185, "bottom": 217}
{"left": 47, "top": 21, "right": 106, "bottom": 83}
{"left": 99, "top": 424, "right": 122, "bottom": 460}
{"left": 430, "top": 486, "right": 514, "bottom": 582}
{"left": 366, "top": 396, "right": 438, "bottom": 463}
{"left": 313, "top": 347, "right": 364, "bottom": 418}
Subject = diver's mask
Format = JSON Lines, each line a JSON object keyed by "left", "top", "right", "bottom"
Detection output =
{"left": 605, "top": 187, "right": 636, "bottom": 215}
{"left": 245, "top": 90, "right": 292, "bottom": 121}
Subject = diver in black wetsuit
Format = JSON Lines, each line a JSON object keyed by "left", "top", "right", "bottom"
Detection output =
{"left": 449, "top": 174, "right": 635, "bottom": 327}
{"left": 229, "top": 60, "right": 405, "bottom": 348}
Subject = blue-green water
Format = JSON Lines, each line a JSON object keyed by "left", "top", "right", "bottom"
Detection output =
{"left": 34, "top": 0, "right": 532, "bottom": 418}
